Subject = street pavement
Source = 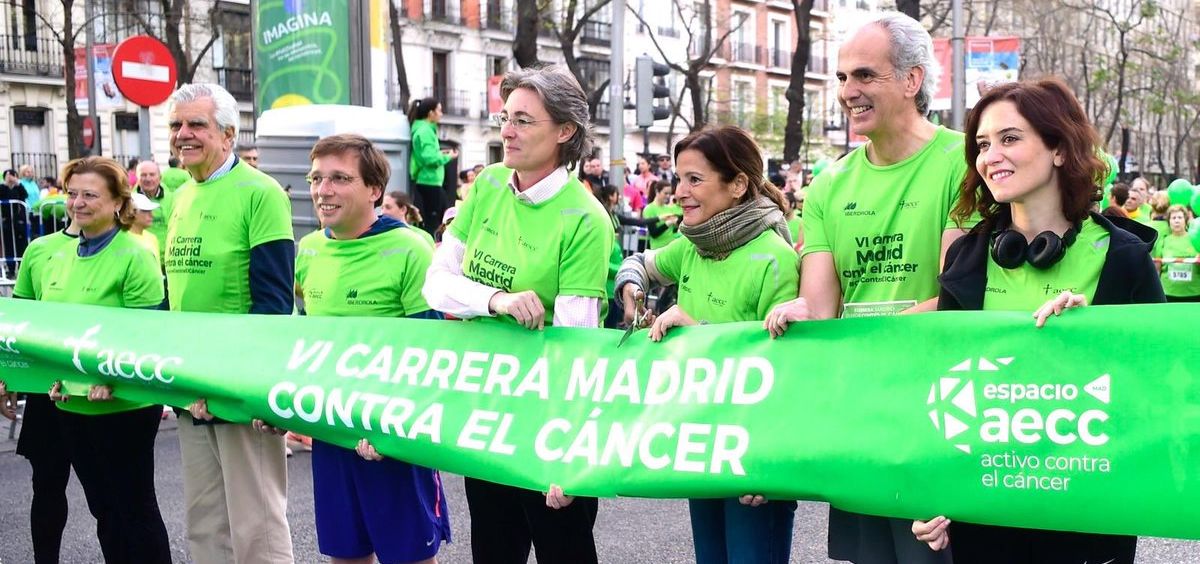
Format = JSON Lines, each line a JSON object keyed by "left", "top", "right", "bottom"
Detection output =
{"left": 0, "top": 416, "right": 1195, "bottom": 563}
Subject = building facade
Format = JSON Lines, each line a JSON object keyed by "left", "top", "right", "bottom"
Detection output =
{"left": 0, "top": 0, "right": 255, "bottom": 179}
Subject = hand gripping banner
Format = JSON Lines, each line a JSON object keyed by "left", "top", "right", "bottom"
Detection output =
{"left": 1, "top": 300, "right": 1198, "bottom": 539}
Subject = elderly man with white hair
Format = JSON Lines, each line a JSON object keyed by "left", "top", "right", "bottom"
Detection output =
{"left": 164, "top": 82, "right": 296, "bottom": 564}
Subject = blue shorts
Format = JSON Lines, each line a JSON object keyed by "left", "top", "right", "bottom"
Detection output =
{"left": 312, "top": 440, "right": 451, "bottom": 563}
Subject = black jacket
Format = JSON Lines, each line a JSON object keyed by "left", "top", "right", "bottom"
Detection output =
{"left": 938, "top": 212, "right": 1166, "bottom": 310}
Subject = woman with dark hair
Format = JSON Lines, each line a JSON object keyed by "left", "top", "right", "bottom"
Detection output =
{"left": 381, "top": 190, "right": 436, "bottom": 248}
{"left": 912, "top": 78, "right": 1163, "bottom": 564}
{"left": 40, "top": 156, "right": 170, "bottom": 563}
{"left": 408, "top": 97, "right": 458, "bottom": 234}
{"left": 641, "top": 180, "right": 682, "bottom": 250}
{"left": 422, "top": 64, "right": 612, "bottom": 564}
{"left": 616, "top": 125, "right": 798, "bottom": 564}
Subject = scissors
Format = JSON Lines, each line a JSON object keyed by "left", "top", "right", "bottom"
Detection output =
{"left": 618, "top": 293, "right": 649, "bottom": 348}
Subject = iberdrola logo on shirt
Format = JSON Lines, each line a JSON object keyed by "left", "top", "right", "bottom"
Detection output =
{"left": 926, "top": 356, "right": 1112, "bottom": 454}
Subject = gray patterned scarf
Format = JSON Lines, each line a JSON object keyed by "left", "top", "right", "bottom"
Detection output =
{"left": 678, "top": 196, "right": 792, "bottom": 260}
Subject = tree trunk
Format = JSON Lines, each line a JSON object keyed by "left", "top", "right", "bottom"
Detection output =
{"left": 782, "top": 0, "right": 814, "bottom": 163}
{"left": 61, "top": 0, "right": 84, "bottom": 159}
{"left": 896, "top": 0, "right": 919, "bottom": 20}
{"left": 389, "top": 0, "right": 412, "bottom": 109}
{"left": 513, "top": 0, "right": 541, "bottom": 68}
{"left": 688, "top": 73, "right": 705, "bottom": 130}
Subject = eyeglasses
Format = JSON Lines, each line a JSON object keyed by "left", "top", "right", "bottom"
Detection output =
{"left": 306, "top": 173, "right": 359, "bottom": 186}
{"left": 492, "top": 114, "right": 555, "bottom": 130}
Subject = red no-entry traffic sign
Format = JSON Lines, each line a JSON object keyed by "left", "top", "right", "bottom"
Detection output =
{"left": 112, "top": 35, "right": 177, "bottom": 107}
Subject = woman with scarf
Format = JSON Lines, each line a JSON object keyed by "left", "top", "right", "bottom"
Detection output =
{"left": 615, "top": 125, "right": 799, "bottom": 564}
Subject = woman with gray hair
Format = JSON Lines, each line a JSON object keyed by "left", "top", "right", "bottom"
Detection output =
{"left": 422, "top": 64, "right": 612, "bottom": 563}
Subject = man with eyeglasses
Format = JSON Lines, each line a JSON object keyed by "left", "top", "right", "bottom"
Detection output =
{"left": 278, "top": 133, "right": 452, "bottom": 564}
{"left": 164, "top": 82, "right": 296, "bottom": 564}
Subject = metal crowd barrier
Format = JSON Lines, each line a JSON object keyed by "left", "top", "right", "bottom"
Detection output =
{"left": 1, "top": 199, "right": 70, "bottom": 291}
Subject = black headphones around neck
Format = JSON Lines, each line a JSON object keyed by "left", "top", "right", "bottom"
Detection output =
{"left": 990, "top": 217, "right": 1081, "bottom": 270}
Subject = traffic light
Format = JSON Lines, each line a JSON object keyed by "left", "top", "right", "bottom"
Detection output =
{"left": 636, "top": 56, "right": 671, "bottom": 127}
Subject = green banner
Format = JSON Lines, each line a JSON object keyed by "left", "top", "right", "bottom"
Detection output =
{"left": 254, "top": 0, "right": 350, "bottom": 112}
{"left": 2, "top": 299, "right": 1198, "bottom": 540}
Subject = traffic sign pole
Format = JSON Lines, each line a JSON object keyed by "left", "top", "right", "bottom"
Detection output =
{"left": 139, "top": 107, "right": 152, "bottom": 160}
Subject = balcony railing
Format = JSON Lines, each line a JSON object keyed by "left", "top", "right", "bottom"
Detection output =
{"left": 593, "top": 101, "right": 610, "bottom": 126}
{"left": 581, "top": 21, "right": 611, "bottom": 46}
{"left": 770, "top": 48, "right": 789, "bottom": 69}
{"left": 215, "top": 67, "right": 254, "bottom": 101}
{"left": 10, "top": 153, "right": 58, "bottom": 180}
{"left": 808, "top": 55, "right": 828, "bottom": 74}
{"left": 0, "top": 32, "right": 64, "bottom": 78}
{"left": 428, "top": 88, "right": 472, "bottom": 117}
{"left": 731, "top": 42, "right": 758, "bottom": 64}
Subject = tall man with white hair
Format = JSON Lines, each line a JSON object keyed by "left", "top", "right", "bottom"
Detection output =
{"left": 165, "top": 83, "right": 296, "bottom": 564}
{"left": 763, "top": 11, "right": 966, "bottom": 564}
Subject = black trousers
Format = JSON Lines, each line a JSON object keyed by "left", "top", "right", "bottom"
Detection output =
{"left": 18, "top": 394, "right": 71, "bottom": 564}
{"left": 950, "top": 521, "right": 1136, "bottom": 564}
{"left": 464, "top": 476, "right": 599, "bottom": 564}
{"left": 414, "top": 182, "right": 448, "bottom": 235}
{"left": 60, "top": 404, "right": 171, "bottom": 564}
{"left": 27, "top": 452, "right": 71, "bottom": 564}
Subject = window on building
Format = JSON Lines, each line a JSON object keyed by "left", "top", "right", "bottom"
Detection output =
{"left": 579, "top": 58, "right": 610, "bottom": 93}
{"left": 10, "top": 107, "right": 56, "bottom": 178}
{"left": 111, "top": 112, "right": 141, "bottom": 159}
{"left": 214, "top": 2, "right": 253, "bottom": 101}
{"left": 488, "top": 143, "right": 503, "bottom": 165}
{"left": 432, "top": 51, "right": 450, "bottom": 102}
{"left": 96, "top": 0, "right": 166, "bottom": 44}
{"left": 10, "top": 107, "right": 51, "bottom": 155}
{"left": 488, "top": 56, "right": 508, "bottom": 77}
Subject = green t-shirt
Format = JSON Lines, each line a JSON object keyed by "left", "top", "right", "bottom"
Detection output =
{"left": 13, "top": 231, "right": 76, "bottom": 300}
{"left": 787, "top": 215, "right": 803, "bottom": 247}
{"left": 652, "top": 229, "right": 798, "bottom": 324}
{"left": 1155, "top": 233, "right": 1200, "bottom": 297}
{"left": 983, "top": 218, "right": 1108, "bottom": 311}
{"left": 802, "top": 127, "right": 968, "bottom": 318}
{"left": 449, "top": 164, "right": 612, "bottom": 326}
{"left": 140, "top": 186, "right": 175, "bottom": 260}
{"left": 40, "top": 230, "right": 164, "bottom": 414}
{"left": 296, "top": 226, "right": 433, "bottom": 317}
{"left": 409, "top": 225, "right": 436, "bottom": 249}
{"left": 1150, "top": 219, "right": 1170, "bottom": 243}
{"left": 161, "top": 166, "right": 191, "bottom": 192}
{"left": 166, "top": 161, "right": 294, "bottom": 313}
{"left": 642, "top": 202, "right": 683, "bottom": 250}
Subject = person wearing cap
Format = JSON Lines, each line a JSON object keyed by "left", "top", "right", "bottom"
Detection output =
{"left": 129, "top": 193, "right": 162, "bottom": 264}
{"left": 436, "top": 207, "right": 457, "bottom": 244}
{"left": 134, "top": 161, "right": 174, "bottom": 260}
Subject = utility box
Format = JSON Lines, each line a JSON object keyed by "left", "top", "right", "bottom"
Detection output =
{"left": 256, "top": 105, "right": 411, "bottom": 241}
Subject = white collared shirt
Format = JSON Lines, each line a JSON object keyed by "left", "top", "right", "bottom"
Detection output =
{"left": 423, "top": 165, "right": 602, "bottom": 327}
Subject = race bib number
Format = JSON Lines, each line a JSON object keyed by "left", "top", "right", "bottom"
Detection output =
{"left": 1168, "top": 263, "right": 1193, "bottom": 282}
{"left": 842, "top": 300, "right": 918, "bottom": 319}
